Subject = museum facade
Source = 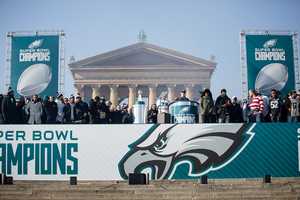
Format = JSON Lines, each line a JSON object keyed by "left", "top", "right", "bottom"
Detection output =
{"left": 69, "top": 42, "right": 216, "bottom": 108}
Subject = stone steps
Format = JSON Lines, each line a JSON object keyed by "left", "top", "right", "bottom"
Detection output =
{"left": 1, "top": 178, "right": 300, "bottom": 200}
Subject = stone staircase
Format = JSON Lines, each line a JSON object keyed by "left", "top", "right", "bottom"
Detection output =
{"left": 1, "top": 178, "right": 300, "bottom": 200}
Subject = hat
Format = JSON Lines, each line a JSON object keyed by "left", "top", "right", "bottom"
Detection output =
{"left": 7, "top": 86, "right": 13, "bottom": 94}
{"left": 221, "top": 88, "right": 227, "bottom": 93}
{"left": 75, "top": 93, "right": 81, "bottom": 99}
{"left": 57, "top": 93, "right": 63, "bottom": 99}
{"left": 181, "top": 90, "right": 186, "bottom": 93}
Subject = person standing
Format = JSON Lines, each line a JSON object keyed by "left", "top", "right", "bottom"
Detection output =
{"left": 44, "top": 96, "right": 58, "bottom": 124}
{"left": 69, "top": 95, "right": 76, "bottom": 123}
{"left": 269, "top": 89, "right": 281, "bottom": 122}
{"left": 89, "top": 96, "right": 109, "bottom": 124}
{"left": 229, "top": 96, "right": 243, "bottom": 123}
{"left": 248, "top": 90, "right": 264, "bottom": 122}
{"left": 1, "top": 87, "right": 17, "bottom": 124}
{"left": 110, "top": 105, "right": 123, "bottom": 124}
{"left": 289, "top": 91, "right": 300, "bottom": 122}
{"left": 15, "top": 96, "right": 27, "bottom": 124}
{"left": 147, "top": 104, "right": 158, "bottom": 123}
{"left": 74, "top": 95, "right": 89, "bottom": 124}
{"left": 215, "top": 89, "right": 231, "bottom": 123}
{"left": 63, "top": 97, "right": 71, "bottom": 123}
{"left": 100, "top": 97, "right": 110, "bottom": 123}
{"left": 261, "top": 93, "right": 270, "bottom": 122}
{"left": 56, "top": 94, "right": 65, "bottom": 124}
{"left": 25, "top": 94, "right": 43, "bottom": 124}
{"left": 122, "top": 107, "right": 134, "bottom": 124}
{"left": 200, "top": 89, "right": 214, "bottom": 123}
{"left": 175, "top": 90, "right": 190, "bottom": 101}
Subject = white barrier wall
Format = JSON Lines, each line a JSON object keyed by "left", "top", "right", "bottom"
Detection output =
{"left": 0, "top": 124, "right": 151, "bottom": 180}
{"left": 0, "top": 123, "right": 299, "bottom": 180}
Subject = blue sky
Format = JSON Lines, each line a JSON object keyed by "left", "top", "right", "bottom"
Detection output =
{"left": 0, "top": 0, "right": 299, "bottom": 98}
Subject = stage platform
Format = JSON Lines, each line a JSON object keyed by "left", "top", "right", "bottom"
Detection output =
{"left": 1, "top": 178, "right": 300, "bottom": 200}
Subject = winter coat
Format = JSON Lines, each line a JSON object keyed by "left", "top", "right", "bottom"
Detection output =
{"left": 147, "top": 109, "right": 158, "bottom": 123}
{"left": 74, "top": 101, "right": 89, "bottom": 124}
{"left": 44, "top": 101, "right": 58, "bottom": 123}
{"left": 26, "top": 101, "right": 43, "bottom": 124}
{"left": 215, "top": 95, "right": 231, "bottom": 118}
{"left": 1, "top": 95, "right": 17, "bottom": 124}
{"left": 200, "top": 96, "right": 214, "bottom": 115}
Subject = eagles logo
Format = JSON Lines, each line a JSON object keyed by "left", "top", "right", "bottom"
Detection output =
{"left": 118, "top": 123, "right": 255, "bottom": 180}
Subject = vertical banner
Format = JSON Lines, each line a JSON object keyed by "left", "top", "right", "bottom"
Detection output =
{"left": 7, "top": 32, "right": 63, "bottom": 97}
{"left": 241, "top": 31, "right": 299, "bottom": 98}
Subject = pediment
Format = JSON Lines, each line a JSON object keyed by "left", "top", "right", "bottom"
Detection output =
{"left": 83, "top": 50, "right": 194, "bottom": 66}
{"left": 70, "top": 42, "right": 216, "bottom": 68}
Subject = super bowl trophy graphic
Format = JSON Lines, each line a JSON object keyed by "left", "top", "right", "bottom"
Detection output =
{"left": 133, "top": 90, "right": 146, "bottom": 123}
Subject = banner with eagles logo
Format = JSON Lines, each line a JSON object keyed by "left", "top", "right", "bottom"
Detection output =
{"left": 7, "top": 32, "right": 63, "bottom": 97}
{"left": 0, "top": 123, "right": 299, "bottom": 180}
{"left": 241, "top": 31, "right": 299, "bottom": 98}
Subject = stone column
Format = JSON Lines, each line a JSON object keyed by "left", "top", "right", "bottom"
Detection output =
{"left": 167, "top": 85, "right": 176, "bottom": 102}
{"left": 186, "top": 84, "right": 194, "bottom": 100}
{"left": 128, "top": 85, "right": 137, "bottom": 109}
{"left": 92, "top": 84, "right": 101, "bottom": 99}
{"left": 148, "top": 84, "right": 157, "bottom": 108}
{"left": 109, "top": 85, "right": 119, "bottom": 107}
{"left": 74, "top": 84, "right": 85, "bottom": 97}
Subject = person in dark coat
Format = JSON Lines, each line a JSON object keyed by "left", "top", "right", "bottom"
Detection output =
{"left": 269, "top": 89, "right": 282, "bottom": 122}
{"left": 41, "top": 96, "right": 49, "bottom": 124}
{"left": 215, "top": 89, "right": 231, "bottom": 123}
{"left": 147, "top": 104, "right": 158, "bottom": 123}
{"left": 280, "top": 93, "right": 291, "bottom": 122}
{"left": 0, "top": 94, "right": 4, "bottom": 124}
{"left": 63, "top": 97, "right": 72, "bottom": 123}
{"left": 15, "top": 96, "right": 27, "bottom": 124}
{"left": 89, "top": 97, "right": 109, "bottom": 124}
{"left": 74, "top": 95, "right": 89, "bottom": 124}
{"left": 90, "top": 96, "right": 110, "bottom": 124}
{"left": 175, "top": 90, "right": 190, "bottom": 101}
{"left": 69, "top": 95, "right": 76, "bottom": 123}
{"left": 44, "top": 96, "right": 58, "bottom": 124}
{"left": 229, "top": 96, "right": 243, "bottom": 123}
{"left": 122, "top": 107, "right": 134, "bottom": 124}
{"left": 110, "top": 105, "right": 123, "bottom": 124}
{"left": 1, "top": 87, "right": 17, "bottom": 124}
{"left": 89, "top": 98, "right": 96, "bottom": 123}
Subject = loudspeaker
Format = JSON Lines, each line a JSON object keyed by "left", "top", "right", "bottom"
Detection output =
{"left": 3, "top": 175, "right": 13, "bottom": 185}
{"left": 264, "top": 174, "right": 271, "bottom": 183}
{"left": 128, "top": 173, "right": 147, "bottom": 185}
{"left": 157, "top": 113, "right": 171, "bottom": 123}
{"left": 201, "top": 175, "right": 208, "bottom": 184}
{"left": 70, "top": 176, "right": 77, "bottom": 185}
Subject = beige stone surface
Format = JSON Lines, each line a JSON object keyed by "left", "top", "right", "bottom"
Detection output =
{"left": 1, "top": 178, "right": 300, "bottom": 200}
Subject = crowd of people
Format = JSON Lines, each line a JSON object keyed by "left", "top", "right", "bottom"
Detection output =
{"left": 0, "top": 86, "right": 299, "bottom": 124}
{"left": 0, "top": 87, "right": 134, "bottom": 124}
{"left": 199, "top": 88, "right": 300, "bottom": 123}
